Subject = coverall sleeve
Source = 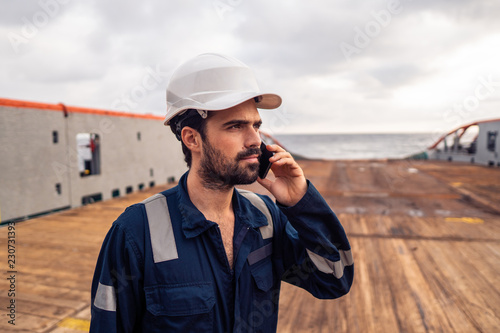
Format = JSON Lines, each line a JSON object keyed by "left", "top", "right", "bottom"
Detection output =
{"left": 90, "top": 216, "right": 145, "bottom": 332}
{"left": 273, "top": 181, "right": 354, "bottom": 299}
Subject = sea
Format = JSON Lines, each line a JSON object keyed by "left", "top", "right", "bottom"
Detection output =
{"left": 272, "top": 133, "right": 436, "bottom": 160}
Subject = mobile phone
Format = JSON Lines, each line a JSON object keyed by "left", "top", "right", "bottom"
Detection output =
{"left": 258, "top": 142, "right": 274, "bottom": 179}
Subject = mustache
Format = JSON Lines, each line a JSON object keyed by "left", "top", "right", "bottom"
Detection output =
{"left": 236, "top": 148, "right": 262, "bottom": 161}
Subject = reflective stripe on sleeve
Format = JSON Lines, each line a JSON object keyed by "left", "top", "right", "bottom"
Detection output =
{"left": 94, "top": 282, "right": 117, "bottom": 312}
{"left": 237, "top": 189, "right": 273, "bottom": 239}
{"left": 142, "top": 194, "right": 179, "bottom": 263}
{"left": 306, "top": 249, "right": 354, "bottom": 279}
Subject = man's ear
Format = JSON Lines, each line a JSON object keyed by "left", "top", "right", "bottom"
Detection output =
{"left": 181, "top": 126, "right": 202, "bottom": 153}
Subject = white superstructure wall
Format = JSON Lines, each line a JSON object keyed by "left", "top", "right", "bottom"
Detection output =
{"left": 475, "top": 122, "right": 500, "bottom": 166}
{"left": 0, "top": 103, "right": 186, "bottom": 223}
{"left": 0, "top": 106, "right": 71, "bottom": 222}
{"left": 428, "top": 120, "right": 500, "bottom": 166}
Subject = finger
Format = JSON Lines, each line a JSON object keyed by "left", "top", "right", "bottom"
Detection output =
{"left": 266, "top": 144, "right": 286, "bottom": 153}
{"left": 271, "top": 156, "right": 304, "bottom": 176}
{"left": 272, "top": 156, "right": 295, "bottom": 166}
{"left": 270, "top": 151, "right": 292, "bottom": 162}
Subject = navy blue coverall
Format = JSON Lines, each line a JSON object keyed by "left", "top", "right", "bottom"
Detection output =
{"left": 90, "top": 172, "right": 353, "bottom": 332}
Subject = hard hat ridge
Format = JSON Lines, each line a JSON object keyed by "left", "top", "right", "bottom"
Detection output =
{"left": 164, "top": 53, "right": 282, "bottom": 125}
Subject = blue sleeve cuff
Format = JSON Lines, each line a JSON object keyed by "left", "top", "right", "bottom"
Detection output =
{"left": 276, "top": 180, "right": 318, "bottom": 213}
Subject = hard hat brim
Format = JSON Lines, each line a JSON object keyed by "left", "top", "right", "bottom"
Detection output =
{"left": 164, "top": 92, "right": 281, "bottom": 125}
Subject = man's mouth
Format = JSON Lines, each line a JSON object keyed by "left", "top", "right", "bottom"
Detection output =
{"left": 237, "top": 148, "right": 261, "bottom": 163}
{"left": 240, "top": 155, "right": 260, "bottom": 163}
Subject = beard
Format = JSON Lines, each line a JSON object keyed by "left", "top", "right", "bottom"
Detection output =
{"left": 198, "top": 138, "right": 261, "bottom": 191}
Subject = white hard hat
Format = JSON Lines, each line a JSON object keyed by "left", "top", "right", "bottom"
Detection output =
{"left": 164, "top": 53, "right": 282, "bottom": 125}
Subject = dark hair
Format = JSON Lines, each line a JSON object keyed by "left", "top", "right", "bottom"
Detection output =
{"left": 169, "top": 109, "right": 210, "bottom": 167}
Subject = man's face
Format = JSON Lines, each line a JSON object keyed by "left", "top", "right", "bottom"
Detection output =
{"left": 198, "top": 99, "right": 263, "bottom": 190}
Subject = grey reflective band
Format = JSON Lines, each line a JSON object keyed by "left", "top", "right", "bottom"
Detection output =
{"left": 306, "top": 249, "right": 354, "bottom": 279}
{"left": 237, "top": 189, "right": 273, "bottom": 239}
{"left": 142, "top": 193, "right": 179, "bottom": 263}
{"left": 94, "top": 282, "right": 116, "bottom": 312}
{"left": 247, "top": 242, "right": 273, "bottom": 265}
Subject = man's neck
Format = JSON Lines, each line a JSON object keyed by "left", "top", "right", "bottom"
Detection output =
{"left": 186, "top": 169, "right": 236, "bottom": 269}
{"left": 186, "top": 170, "right": 234, "bottom": 220}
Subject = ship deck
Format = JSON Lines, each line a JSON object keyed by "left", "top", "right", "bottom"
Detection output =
{"left": 1, "top": 159, "right": 499, "bottom": 332}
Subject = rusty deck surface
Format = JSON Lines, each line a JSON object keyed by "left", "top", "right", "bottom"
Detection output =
{"left": 1, "top": 159, "right": 499, "bottom": 332}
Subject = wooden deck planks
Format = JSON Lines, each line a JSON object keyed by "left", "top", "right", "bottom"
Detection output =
{"left": 0, "top": 160, "right": 499, "bottom": 332}
{"left": 277, "top": 237, "right": 500, "bottom": 332}
{"left": 413, "top": 240, "right": 498, "bottom": 332}
{"left": 275, "top": 159, "right": 500, "bottom": 332}
{"left": 0, "top": 185, "right": 171, "bottom": 332}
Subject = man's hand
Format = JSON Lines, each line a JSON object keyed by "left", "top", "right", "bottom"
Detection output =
{"left": 257, "top": 144, "right": 307, "bottom": 207}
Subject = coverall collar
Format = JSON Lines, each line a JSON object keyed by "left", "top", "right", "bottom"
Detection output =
{"left": 177, "top": 172, "right": 269, "bottom": 239}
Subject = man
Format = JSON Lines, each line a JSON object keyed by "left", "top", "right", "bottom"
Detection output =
{"left": 90, "top": 53, "right": 353, "bottom": 332}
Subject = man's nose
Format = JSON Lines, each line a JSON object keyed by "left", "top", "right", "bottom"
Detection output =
{"left": 245, "top": 128, "right": 261, "bottom": 148}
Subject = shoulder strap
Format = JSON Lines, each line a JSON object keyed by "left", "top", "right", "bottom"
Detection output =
{"left": 237, "top": 189, "right": 273, "bottom": 239}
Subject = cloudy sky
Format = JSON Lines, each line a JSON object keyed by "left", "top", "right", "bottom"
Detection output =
{"left": 2, "top": 0, "right": 500, "bottom": 134}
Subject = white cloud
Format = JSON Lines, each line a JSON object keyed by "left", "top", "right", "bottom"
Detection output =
{"left": 1, "top": 0, "right": 499, "bottom": 133}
